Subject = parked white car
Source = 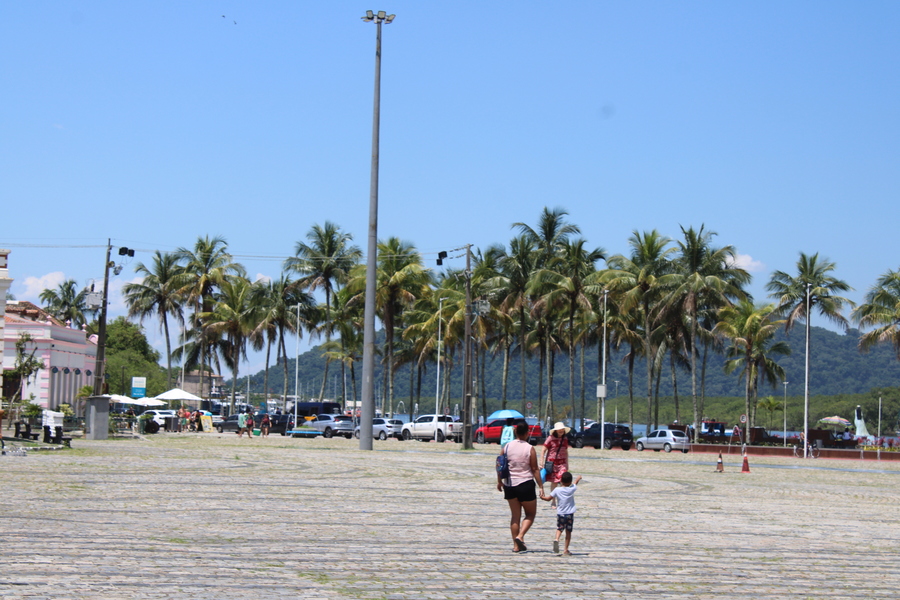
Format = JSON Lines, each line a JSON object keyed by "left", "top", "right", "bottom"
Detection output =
{"left": 353, "top": 418, "right": 404, "bottom": 440}
{"left": 141, "top": 409, "right": 177, "bottom": 427}
{"left": 635, "top": 429, "right": 691, "bottom": 453}
{"left": 401, "top": 414, "right": 462, "bottom": 442}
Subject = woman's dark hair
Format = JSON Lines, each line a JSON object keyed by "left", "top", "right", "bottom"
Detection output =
{"left": 515, "top": 422, "right": 529, "bottom": 437}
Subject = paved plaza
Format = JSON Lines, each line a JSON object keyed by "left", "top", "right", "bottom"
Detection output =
{"left": 2, "top": 431, "right": 899, "bottom": 599}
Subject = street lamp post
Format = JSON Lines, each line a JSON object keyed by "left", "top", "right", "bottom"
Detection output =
{"left": 782, "top": 380, "right": 789, "bottom": 447}
{"left": 360, "top": 9, "right": 395, "bottom": 451}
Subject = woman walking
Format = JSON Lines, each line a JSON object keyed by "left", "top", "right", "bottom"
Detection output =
{"left": 541, "top": 422, "right": 571, "bottom": 506}
{"left": 497, "top": 422, "right": 545, "bottom": 552}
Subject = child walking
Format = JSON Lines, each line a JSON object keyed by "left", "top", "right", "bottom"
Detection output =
{"left": 540, "top": 470, "right": 582, "bottom": 555}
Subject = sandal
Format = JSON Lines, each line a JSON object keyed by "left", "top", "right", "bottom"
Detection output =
{"left": 514, "top": 538, "right": 527, "bottom": 552}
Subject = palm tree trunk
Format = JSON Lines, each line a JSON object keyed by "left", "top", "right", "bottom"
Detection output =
{"left": 628, "top": 349, "right": 636, "bottom": 432}
{"left": 689, "top": 309, "right": 699, "bottom": 441}
{"left": 537, "top": 346, "right": 545, "bottom": 422}
{"left": 654, "top": 358, "right": 662, "bottom": 429}
{"left": 263, "top": 339, "right": 272, "bottom": 407}
{"left": 700, "top": 342, "right": 709, "bottom": 421}
{"left": 520, "top": 308, "right": 527, "bottom": 414}
{"left": 546, "top": 338, "right": 554, "bottom": 424}
{"left": 644, "top": 310, "right": 653, "bottom": 434}
{"left": 568, "top": 315, "right": 575, "bottom": 418}
{"left": 501, "top": 339, "right": 510, "bottom": 410}
{"left": 163, "top": 314, "right": 173, "bottom": 390}
{"left": 280, "top": 332, "right": 290, "bottom": 411}
{"left": 579, "top": 339, "right": 585, "bottom": 431}
{"left": 670, "top": 349, "right": 679, "bottom": 423}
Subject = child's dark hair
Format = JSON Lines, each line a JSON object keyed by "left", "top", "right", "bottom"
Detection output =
{"left": 561, "top": 471, "right": 573, "bottom": 485}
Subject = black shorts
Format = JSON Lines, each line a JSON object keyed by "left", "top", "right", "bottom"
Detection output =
{"left": 504, "top": 480, "right": 537, "bottom": 502}
{"left": 557, "top": 513, "right": 574, "bottom": 532}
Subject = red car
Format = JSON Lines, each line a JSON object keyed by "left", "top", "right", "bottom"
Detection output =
{"left": 475, "top": 418, "right": 542, "bottom": 445}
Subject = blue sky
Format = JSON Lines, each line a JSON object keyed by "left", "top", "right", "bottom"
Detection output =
{"left": 3, "top": 2, "right": 900, "bottom": 374}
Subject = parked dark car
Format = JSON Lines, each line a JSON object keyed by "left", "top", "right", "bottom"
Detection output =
{"left": 217, "top": 414, "right": 242, "bottom": 433}
{"left": 569, "top": 422, "right": 633, "bottom": 450}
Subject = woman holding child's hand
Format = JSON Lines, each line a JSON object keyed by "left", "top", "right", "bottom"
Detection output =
{"left": 497, "top": 422, "right": 545, "bottom": 553}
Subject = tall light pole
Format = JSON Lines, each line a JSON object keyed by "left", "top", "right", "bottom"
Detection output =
{"left": 803, "top": 282, "right": 811, "bottom": 458}
{"left": 434, "top": 296, "right": 444, "bottom": 441}
{"left": 598, "top": 289, "right": 608, "bottom": 450}
{"left": 782, "top": 380, "right": 789, "bottom": 447}
{"left": 360, "top": 9, "right": 395, "bottom": 451}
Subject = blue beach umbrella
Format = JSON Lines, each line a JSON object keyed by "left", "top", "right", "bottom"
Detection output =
{"left": 487, "top": 409, "right": 524, "bottom": 421}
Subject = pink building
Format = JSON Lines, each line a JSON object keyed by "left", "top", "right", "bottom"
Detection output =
{"left": 2, "top": 301, "right": 98, "bottom": 410}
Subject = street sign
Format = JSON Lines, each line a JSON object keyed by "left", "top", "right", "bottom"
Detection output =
{"left": 131, "top": 376, "right": 146, "bottom": 399}
{"left": 526, "top": 401, "right": 533, "bottom": 410}
{"left": 740, "top": 414, "right": 747, "bottom": 424}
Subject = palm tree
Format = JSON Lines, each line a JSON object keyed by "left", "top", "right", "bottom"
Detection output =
{"left": 284, "top": 222, "right": 361, "bottom": 401}
{"left": 756, "top": 396, "right": 783, "bottom": 431}
{"left": 766, "top": 252, "right": 853, "bottom": 450}
{"left": 39, "top": 279, "right": 90, "bottom": 328}
{"left": 175, "top": 235, "right": 246, "bottom": 398}
{"left": 350, "top": 237, "right": 430, "bottom": 417}
{"left": 513, "top": 206, "right": 581, "bottom": 269}
{"left": 123, "top": 250, "right": 185, "bottom": 389}
{"left": 532, "top": 238, "right": 605, "bottom": 428}
{"left": 200, "top": 277, "right": 257, "bottom": 414}
{"left": 853, "top": 269, "right": 900, "bottom": 359}
{"left": 603, "top": 230, "right": 678, "bottom": 431}
{"left": 714, "top": 300, "right": 789, "bottom": 438}
{"left": 249, "top": 275, "right": 315, "bottom": 410}
{"left": 486, "top": 234, "right": 537, "bottom": 414}
{"left": 669, "top": 225, "right": 750, "bottom": 440}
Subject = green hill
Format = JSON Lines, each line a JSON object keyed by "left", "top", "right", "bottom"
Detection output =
{"left": 233, "top": 325, "right": 900, "bottom": 400}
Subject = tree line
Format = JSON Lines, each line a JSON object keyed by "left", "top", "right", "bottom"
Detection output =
{"left": 34, "top": 207, "right": 900, "bottom": 438}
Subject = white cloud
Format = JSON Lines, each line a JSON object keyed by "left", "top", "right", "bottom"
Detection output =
{"left": 19, "top": 271, "right": 67, "bottom": 300}
{"left": 106, "top": 276, "right": 142, "bottom": 315}
{"left": 730, "top": 253, "right": 765, "bottom": 273}
{"left": 254, "top": 273, "right": 271, "bottom": 284}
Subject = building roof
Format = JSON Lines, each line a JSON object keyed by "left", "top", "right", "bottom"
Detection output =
{"left": 5, "top": 301, "right": 67, "bottom": 327}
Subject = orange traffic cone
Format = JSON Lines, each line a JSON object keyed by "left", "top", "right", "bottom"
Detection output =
{"left": 741, "top": 451, "right": 750, "bottom": 473}
{"left": 715, "top": 453, "right": 724, "bottom": 473}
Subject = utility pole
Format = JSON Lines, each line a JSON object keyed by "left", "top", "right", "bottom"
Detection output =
{"left": 93, "top": 240, "right": 112, "bottom": 395}
{"left": 462, "top": 244, "right": 474, "bottom": 449}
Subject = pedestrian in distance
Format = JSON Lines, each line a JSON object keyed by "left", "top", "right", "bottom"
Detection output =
{"left": 541, "top": 422, "right": 571, "bottom": 507}
{"left": 500, "top": 417, "right": 516, "bottom": 447}
{"left": 237, "top": 410, "right": 250, "bottom": 438}
{"left": 260, "top": 413, "right": 270, "bottom": 437}
{"left": 540, "top": 471, "right": 582, "bottom": 555}
{"left": 497, "top": 421, "right": 545, "bottom": 553}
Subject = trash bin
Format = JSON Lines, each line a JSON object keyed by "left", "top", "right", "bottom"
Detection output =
{"left": 164, "top": 416, "right": 178, "bottom": 432}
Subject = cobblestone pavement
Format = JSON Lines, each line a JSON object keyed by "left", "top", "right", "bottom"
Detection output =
{"left": 2, "top": 431, "right": 899, "bottom": 599}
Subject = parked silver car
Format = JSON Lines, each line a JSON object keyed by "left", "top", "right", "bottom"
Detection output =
{"left": 309, "top": 414, "right": 354, "bottom": 438}
{"left": 353, "top": 418, "right": 404, "bottom": 440}
{"left": 635, "top": 428, "right": 691, "bottom": 453}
